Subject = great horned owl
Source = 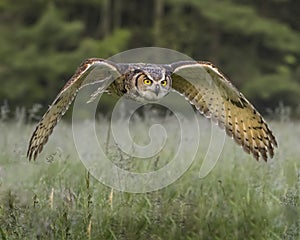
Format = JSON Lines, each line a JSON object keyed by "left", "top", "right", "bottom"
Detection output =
{"left": 27, "top": 58, "right": 277, "bottom": 161}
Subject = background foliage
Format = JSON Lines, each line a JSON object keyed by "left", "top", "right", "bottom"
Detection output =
{"left": 0, "top": 0, "right": 300, "bottom": 116}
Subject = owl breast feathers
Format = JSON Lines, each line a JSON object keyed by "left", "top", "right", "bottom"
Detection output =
{"left": 27, "top": 58, "right": 277, "bottom": 161}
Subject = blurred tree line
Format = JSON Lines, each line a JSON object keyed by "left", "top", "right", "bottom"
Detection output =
{"left": 0, "top": 0, "right": 300, "bottom": 117}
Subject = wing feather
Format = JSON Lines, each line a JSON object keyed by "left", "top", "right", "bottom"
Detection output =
{"left": 27, "top": 58, "right": 121, "bottom": 160}
{"left": 170, "top": 61, "right": 277, "bottom": 161}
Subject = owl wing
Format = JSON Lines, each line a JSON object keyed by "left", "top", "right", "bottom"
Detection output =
{"left": 27, "top": 58, "right": 121, "bottom": 160}
{"left": 170, "top": 61, "right": 277, "bottom": 161}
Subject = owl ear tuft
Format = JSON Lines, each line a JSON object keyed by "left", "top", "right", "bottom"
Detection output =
{"left": 133, "top": 69, "right": 142, "bottom": 74}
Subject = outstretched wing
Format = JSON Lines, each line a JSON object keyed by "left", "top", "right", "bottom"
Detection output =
{"left": 170, "top": 61, "right": 277, "bottom": 161}
{"left": 27, "top": 58, "right": 121, "bottom": 160}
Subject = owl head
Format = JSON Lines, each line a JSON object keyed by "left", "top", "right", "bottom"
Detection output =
{"left": 129, "top": 65, "right": 171, "bottom": 102}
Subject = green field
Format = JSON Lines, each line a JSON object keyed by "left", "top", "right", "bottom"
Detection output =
{"left": 0, "top": 115, "right": 299, "bottom": 240}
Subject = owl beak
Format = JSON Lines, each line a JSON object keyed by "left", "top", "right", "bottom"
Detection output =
{"left": 154, "top": 85, "right": 160, "bottom": 96}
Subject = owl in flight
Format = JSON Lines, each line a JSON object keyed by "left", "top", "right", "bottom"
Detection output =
{"left": 27, "top": 58, "right": 277, "bottom": 161}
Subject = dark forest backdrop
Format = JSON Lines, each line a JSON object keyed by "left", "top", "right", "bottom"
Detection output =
{"left": 1, "top": 0, "right": 300, "bottom": 117}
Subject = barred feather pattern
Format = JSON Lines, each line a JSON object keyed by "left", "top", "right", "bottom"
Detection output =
{"left": 171, "top": 61, "right": 277, "bottom": 161}
{"left": 27, "top": 58, "right": 119, "bottom": 160}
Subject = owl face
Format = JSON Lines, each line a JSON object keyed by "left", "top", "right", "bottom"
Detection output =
{"left": 130, "top": 66, "right": 171, "bottom": 102}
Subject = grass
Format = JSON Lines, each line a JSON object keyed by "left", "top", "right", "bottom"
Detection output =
{"left": 0, "top": 112, "right": 299, "bottom": 240}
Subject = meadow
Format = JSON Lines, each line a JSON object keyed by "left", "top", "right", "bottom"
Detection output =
{"left": 0, "top": 109, "right": 299, "bottom": 240}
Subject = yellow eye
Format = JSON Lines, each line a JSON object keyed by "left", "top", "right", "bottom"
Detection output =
{"left": 143, "top": 79, "right": 152, "bottom": 85}
{"left": 161, "top": 80, "right": 167, "bottom": 86}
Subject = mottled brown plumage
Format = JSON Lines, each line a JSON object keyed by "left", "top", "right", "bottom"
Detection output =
{"left": 27, "top": 58, "right": 277, "bottom": 161}
{"left": 170, "top": 61, "right": 277, "bottom": 161}
{"left": 27, "top": 58, "right": 121, "bottom": 160}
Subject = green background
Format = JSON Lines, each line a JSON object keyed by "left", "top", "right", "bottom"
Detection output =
{"left": 1, "top": 0, "right": 300, "bottom": 117}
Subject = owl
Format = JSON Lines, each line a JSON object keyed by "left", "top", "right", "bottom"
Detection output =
{"left": 27, "top": 58, "right": 277, "bottom": 161}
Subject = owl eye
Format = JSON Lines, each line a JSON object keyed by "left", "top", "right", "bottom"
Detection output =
{"left": 143, "top": 79, "right": 153, "bottom": 85}
{"left": 161, "top": 80, "right": 167, "bottom": 86}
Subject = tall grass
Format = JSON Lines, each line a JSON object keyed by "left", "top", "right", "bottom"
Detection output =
{"left": 0, "top": 108, "right": 299, "bottom": 239}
